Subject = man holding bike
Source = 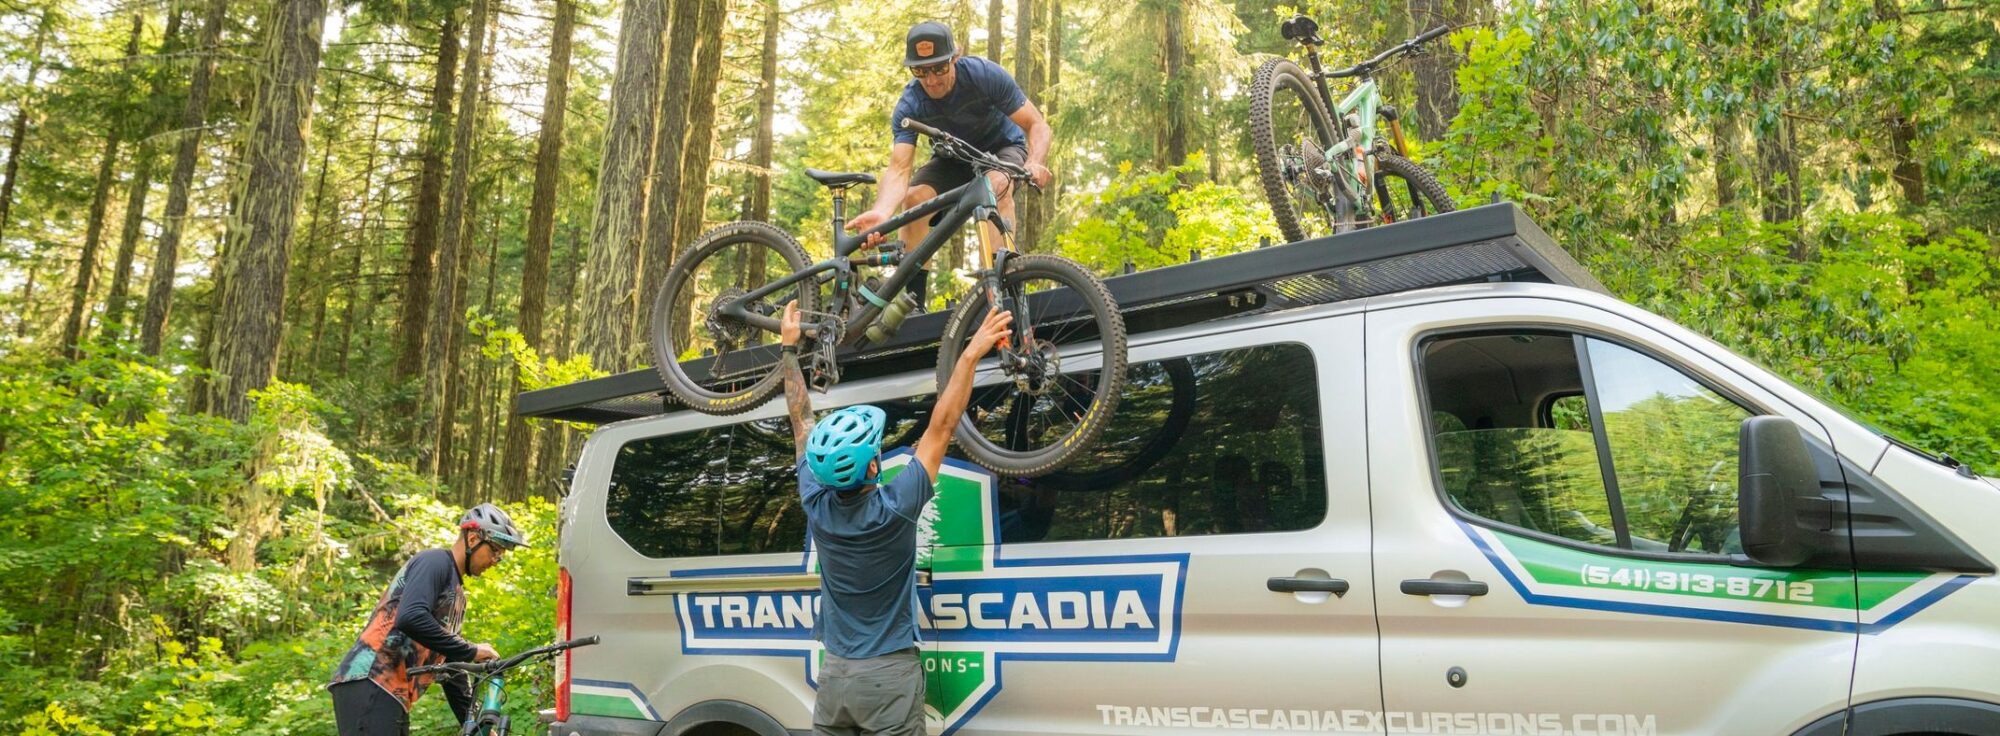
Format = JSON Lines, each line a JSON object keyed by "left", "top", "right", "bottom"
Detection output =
{"left": 327, "top": 504, "right": 525, "bottom": 735}
{"left": 844, "top": 20, "right": 1054, "bottom": 305}
{"left": 778, "top": 301, "right": 1011, "bottom": 735}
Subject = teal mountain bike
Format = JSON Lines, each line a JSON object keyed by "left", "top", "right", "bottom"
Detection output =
{"left": 408, "top": 636, "right": 599, "bottom": 736}
{"left": 1250, "top": 16, "right": 1457, "bottom": 241}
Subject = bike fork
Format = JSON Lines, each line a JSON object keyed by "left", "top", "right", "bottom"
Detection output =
{"left": 974, "top": 207, "right": 1029, "bottom": 364}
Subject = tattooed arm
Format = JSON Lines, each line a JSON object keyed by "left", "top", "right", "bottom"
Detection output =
{"left": 780, "top": 302, "right": 812, "bottom": 461}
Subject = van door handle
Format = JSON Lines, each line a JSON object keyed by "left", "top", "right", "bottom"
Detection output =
{"left": 1267, "top": 577, "right": 1350, "bottom": 596}
{"left": 1400, "top": 579, "right": 1489, "bottom": 597}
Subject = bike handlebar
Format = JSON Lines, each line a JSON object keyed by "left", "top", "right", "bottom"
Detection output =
{"left": 1324, "top": 25, "right": 1453, "bottom": 79}
{"left": 409, "top": 636, "right": 601, "bottom": 678}
{"left": 899, "top": 118, "right": 1038, "bottom": 188}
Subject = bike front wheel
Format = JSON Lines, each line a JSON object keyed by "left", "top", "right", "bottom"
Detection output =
{"left": 936, "top": 254, "right": 1127, "bottom": 478}
{"left": 650, "top": 221, "right": 817, "bottom": 415}
{"left": 1249, "top": 57, "right": 1344, "bottom": 243}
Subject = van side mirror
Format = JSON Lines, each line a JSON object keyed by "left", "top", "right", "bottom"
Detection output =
{"left": 1738, "top": 416, "right": 1831, "bottom": 567}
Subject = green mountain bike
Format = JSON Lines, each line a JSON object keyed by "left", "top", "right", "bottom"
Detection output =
{"left": 409, "top": 636, "right": 599, "bottom": 736}
{"left": 1250, "top": 16, "right": 1457, "bottom": 241}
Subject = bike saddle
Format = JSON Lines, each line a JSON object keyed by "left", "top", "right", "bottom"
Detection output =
{"left": 806, "top": 169, "right": 876, "bottom": 188}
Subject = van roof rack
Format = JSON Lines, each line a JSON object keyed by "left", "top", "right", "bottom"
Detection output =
{"left": 517, "top": 202, "right": 1604, "bottom": 425}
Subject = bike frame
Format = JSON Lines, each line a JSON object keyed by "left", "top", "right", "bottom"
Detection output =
{"left": 716, "top": 171, "right": 1008, "bottom": 346}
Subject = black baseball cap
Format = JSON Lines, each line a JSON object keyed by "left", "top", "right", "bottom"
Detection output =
{"left": 904, "top": 21, "right": 956, "bottom": 67}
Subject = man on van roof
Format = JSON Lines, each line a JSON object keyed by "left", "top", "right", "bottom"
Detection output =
{"left": 843, "top": 19, "right": 1052, "bottom": 306}
{"left": 778, "top": 300, "right": 1012, "bottom": 735}
{"left": 326, "top": 504, "right": 525, "bottom": 736}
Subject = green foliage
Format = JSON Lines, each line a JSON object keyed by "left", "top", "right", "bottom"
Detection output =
{"left": 0, "top": 352, "right": 561, "bottom": 732}
{"left": 1056, "top": 153, "right": 1280, "bottom": 274}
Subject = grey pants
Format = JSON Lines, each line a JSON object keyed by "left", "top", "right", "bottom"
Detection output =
{"left": 814, "top": 648, "right": 927, "bottom": 736}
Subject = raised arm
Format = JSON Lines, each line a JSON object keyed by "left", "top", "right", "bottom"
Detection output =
{"left": 915, "top": 309, "right": 1014, "bottom": 481}
{"left": 779, "top": 302, "right": 813, "bottom": 460}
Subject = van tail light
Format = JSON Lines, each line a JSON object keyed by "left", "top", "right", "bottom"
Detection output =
{"left": 556, "top": 566, "right": 572, "bottom": 722}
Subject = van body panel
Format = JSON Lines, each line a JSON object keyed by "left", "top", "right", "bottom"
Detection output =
{"left": 1850, "top": 447, "right": 2000, "bottom": 707}
{"left": 1365, "top": 296, "right": 1856, "bottom": 735}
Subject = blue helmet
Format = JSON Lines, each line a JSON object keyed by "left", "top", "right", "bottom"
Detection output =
{"left": 806, "top": 405, "right": 886, "bottom": 490}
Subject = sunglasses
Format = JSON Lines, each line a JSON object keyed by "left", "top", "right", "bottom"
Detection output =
{"left": 910, "top": 60, "right": 953, "bottom": 78}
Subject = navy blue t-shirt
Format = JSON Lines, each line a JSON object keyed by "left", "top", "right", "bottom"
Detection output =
{"left": 891, "top": 56, "right": 1029, "bottom": 151}
{"left": 798, "top": 457, "right": 936, "bottom": 659}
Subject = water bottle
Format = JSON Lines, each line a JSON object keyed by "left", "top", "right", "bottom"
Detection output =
{"left": 863, "top": 291, "right": 922, "bottom": 345}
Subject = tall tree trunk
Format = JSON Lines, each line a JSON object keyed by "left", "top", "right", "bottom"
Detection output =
{"left": 465, "top": 208, "right": 500, "bottom": 499}
{"left": 750, "top": 0, "right": 778, "bottom": 223}
{"left": 1161, "top": 1, "right": 1188, "bottom": 170}
{"left": 206, "top": 0, "right": 330, "bottom": 420}
{"left": 581, "top": 0, "right": 668, "bottom": 373}
{"left": 1875, "top": 0, "right": 1923, "bottom": 209}
{"left": 535, "top": 225, "right": 583, "bottom": 499}
{"left": 141, "top": 0, "right": 229, "bottom": 356}
{"left": 1045, "top": 0, "right": 1061, "bottom": 232}
{"left": 338, "top": 108, "right": 384, "bottom": 374}
{"left": 1406, "top": 0, "right": 1465, "bottom": 140}
{"left": 500, "top": 0, "right": 575, "bottom": 497}
{"left": 0, "top": 11, "right": 51, "bottom": 244}
{"left": 291, "top": 103, "right": 338, "bottom": 379}
{"left": 1748, "top": 0, "right": 1802, "bottom": 258}
{"left": 108, "top": 17, "right": 189, "bottom": 341}
{"left": 956, "top": 0, "right": 973, "bottom": 53}
{"left": 426, "top": 0, "right": 492, "bottom": 472}
{"left": 1013, "top": 0, "right": 1043, "bottom": 251}
{"left": 62, "top": 17, "right": 146, "bottom": 360}
{"left": 104, "top": 145, "right": 156, "bottom": 340}
{"left": 61, "top": 134, "right": 124, "bottom": 359}
{"left": 987, "top": 0, "right": 1003, "bottom": 59}
{"left": 394, "top": 14, "right": 462, "bottom": 406}
{"left": 670, "top": 0, "right": 726, "bottom": 265}
{"left": 635, "top": 0, "right": 705, "bottom": 349}
{"left": 1712, "top": 115, "right": 1739, "bottom": 211}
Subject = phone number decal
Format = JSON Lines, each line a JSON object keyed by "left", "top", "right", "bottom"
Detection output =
{"left": 1579, "top": 564, "right": 1815, "bottom": 603}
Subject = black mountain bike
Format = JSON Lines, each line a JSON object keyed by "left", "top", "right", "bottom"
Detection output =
{"left": 408, "top": 636, "right": 600, "bottom": 736}
{"left": 649, "top": 119, "right": 1127, "bottom": 477}
{"left": 1250, "top": 16, "right": 1457, "bottom": 241}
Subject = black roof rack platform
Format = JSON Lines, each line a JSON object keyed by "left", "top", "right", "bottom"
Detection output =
{"left": 517, "top": 202, "right": 1603, "bottom": 425}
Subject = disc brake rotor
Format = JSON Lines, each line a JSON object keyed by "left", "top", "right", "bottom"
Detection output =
{"left": 1009, "top": 338, "right": 1061, "bottom": 396}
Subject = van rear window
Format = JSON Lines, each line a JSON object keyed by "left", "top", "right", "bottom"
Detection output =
{"left": 603, "top": 342, "right": 1326, "bottom": 558}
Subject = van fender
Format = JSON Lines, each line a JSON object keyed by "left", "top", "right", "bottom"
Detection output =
{"left": 664, "top": 699, "right": 790, "bottom": 736}
{"left": 1793, "top": 697, "right": 2000, "bottom": 736}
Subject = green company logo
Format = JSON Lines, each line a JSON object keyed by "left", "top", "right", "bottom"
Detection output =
{"left": 673, "top": 450, "right": 1189, "bottom": 734}
{"left": 1461, "top": 521, "right": 1974, "bottom": 632}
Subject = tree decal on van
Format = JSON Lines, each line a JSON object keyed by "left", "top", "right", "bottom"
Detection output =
{"left": 670, "top": 450, "right": 1190, "bottom": 734}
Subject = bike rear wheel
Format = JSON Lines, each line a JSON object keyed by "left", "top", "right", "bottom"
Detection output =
{"left": 650, "top": 221, "right": 817, "bottom": 415}
{"left": 936, "top": 254, "right": 1127, "bottom": 478}
{"left": 1249, "top": 57, "right": 1343, "bottom": 243}
{"left": 1370, "top": 151, "right": 1455, "bottom": 225}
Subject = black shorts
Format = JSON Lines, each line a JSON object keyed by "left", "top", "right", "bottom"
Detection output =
{"left": 331, "top": 680, "right": 410, "bottom": 736}
{"left": 909, "top": 144, "right": 1027, "bottom": 195}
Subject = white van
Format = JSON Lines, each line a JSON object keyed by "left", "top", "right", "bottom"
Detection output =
{"left": 527, "top": 205, "right": 1999, "bottom": 736}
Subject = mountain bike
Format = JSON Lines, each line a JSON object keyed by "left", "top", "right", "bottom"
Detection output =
{"left": 408, "top": 636, "right": 600, "bottom": 736}
{"left": 649, "top": 119, "right": 1127, "bottom": 478}
{"left": 1250, "top": 16, "right": 1457, "bottom": 242}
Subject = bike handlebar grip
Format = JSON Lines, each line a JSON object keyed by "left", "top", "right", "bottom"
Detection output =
{"left": 901, "top": 118, "right": 946, "bottom": 139}
{"left": 558, "top": 635, "right": 601, "bottom": 650}
{"left": 1414, "top": 25, "right": 1451, "bottom": 44}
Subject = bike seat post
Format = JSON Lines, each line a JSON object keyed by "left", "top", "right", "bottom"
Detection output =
{"left": 829, "top": 186, "right": 848, "bottom": 234}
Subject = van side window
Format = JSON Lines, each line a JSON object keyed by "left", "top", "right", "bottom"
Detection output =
{"left": 1421, "top": 332, "right": 1752, "bottom": 556}
{"left": 606, "top": 408, "right": 931, "bottom": 559}
{"left": 995, "top": 343, "right": 1328, "bottom": 543}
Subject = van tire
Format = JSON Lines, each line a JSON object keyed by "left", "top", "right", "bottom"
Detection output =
{"left": 663, "top": 700, "right": 789, "bottom": 736}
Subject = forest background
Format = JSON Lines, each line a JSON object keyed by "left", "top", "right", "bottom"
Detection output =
{"left": 0, "top": 0, "right": 1995, "bottom": 730}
